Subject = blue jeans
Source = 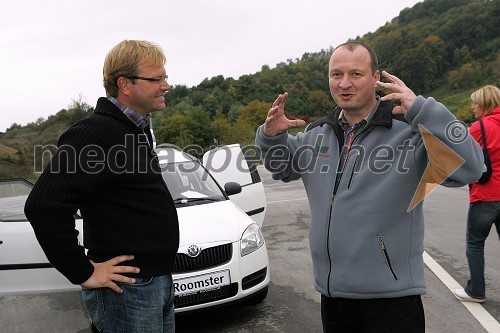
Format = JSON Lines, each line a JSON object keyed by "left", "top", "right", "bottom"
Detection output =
{"left": 465, "top": 201, "right": 500, "bottom": 299}
{"left": 82, "top": 274, "right": 175, "bottom": 333}
{"left": 321, "top": 295, "right": 425, "bottom": 332}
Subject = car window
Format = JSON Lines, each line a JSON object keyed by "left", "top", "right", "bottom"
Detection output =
{"left": 161, "top": 161, "right": 226, "bottom": 201}
{"left": 0, "top": 179, "right": 33, "bottom": 222}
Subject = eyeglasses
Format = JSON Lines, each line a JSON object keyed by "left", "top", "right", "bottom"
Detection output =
{"left": 126, "top": 75, "right": 168, "bottom": 85}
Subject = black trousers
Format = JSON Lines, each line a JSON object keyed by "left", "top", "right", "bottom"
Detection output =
{"left": 321, "top": 295, "right": 425, "bottom": 333}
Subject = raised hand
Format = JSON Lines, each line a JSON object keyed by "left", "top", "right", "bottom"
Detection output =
{"left": 376, "top": 71, "right": 417, "bottom": 115}
{"left": 81, "top": 255, "right": 140, "bottom": 293}
{"left": 263, "top": 92, "right": 306, "bottom": 136}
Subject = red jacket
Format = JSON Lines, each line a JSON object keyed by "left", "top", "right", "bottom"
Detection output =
{"left": 469, "top": 107, "right": 500, "bottom": 202}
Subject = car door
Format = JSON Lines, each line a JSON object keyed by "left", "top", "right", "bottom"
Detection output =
{"left": 203, "top": 144, "right": 266, "bottom": 227}
{"left": 0, "top": 179, "right": 83, "bottom": 294}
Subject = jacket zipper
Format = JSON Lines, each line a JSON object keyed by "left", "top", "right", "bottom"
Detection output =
{"left": 327, "top": 127, "right": 362, "bottom": 294}
{"left": 324, "top": 106, "right": 387, "bottom": 295}
{"left": 378, "top": 236, "right": 398, "bottom": 281}
{"left": 326, "top": 135, "right": 345, "bottom": 296}
{"left": 327, "top": 126, "right": 368, "bottom": 295}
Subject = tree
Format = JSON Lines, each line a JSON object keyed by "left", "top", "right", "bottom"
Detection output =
{"left": 447, "top": 62, "right": 483, "bottom": 90}
{"left": 156, "top": 114, "right": 193, "bottom": 149}
{"left": 7, "top": 123, "right": 22, "bottom": 131}
{"left": 211, "top": 116, "right": 232, "bottom": 145}
{"left": 202, "top": 93, "right": 219, "bottom": 117}
{"left": 308, "top": 90, "right": 335, "bottom": 116}
{"left": 184, "top": 107, "right": 214, "bottom": 149}
{"left": 166, "top": 84, "right": 189, "bottom": 105}
{"left": 455, "top": 104, "right": 474, "bottom": 124}
{"left": 452, "top": 45, "right": 472, "bottom": 68}
{"left": 157, "top": 106, "right": 214, "bottom": 152}
{"left": 237, "top": 100, "right": 270, "bottom": 130}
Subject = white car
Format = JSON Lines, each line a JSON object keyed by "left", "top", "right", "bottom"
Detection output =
{"left": 0, "top": 178, "right": 85, "bottom": 294}
{"left": 0, "top": 144, "right": 270, "bottom": 313}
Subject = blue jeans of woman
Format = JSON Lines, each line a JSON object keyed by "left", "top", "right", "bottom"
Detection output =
{"left": 82, "top": 274, "right": 175, "bottom": 333}
{"left": 465, "top": 201, "right": 500, "bottom": 299}
{"left": 321, "top": 294, "right": 425, "bottom": 332}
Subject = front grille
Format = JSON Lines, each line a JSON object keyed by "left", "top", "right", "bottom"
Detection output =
{"left": 242, "top": 267, "right": 267, "bottom": 290}
{"left": 173, "top": 243, "right": 232, "bottom": 274}
{"left": 175, "top": 283, "right": 239, "bottom": 309}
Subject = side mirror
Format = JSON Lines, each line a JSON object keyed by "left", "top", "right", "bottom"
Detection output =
{"left": 224, "top": 182, "right": 242, "bottom": 196}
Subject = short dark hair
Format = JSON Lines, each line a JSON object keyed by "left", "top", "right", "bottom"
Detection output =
{"left": 333, "top": 41, "right": 378, "bottom": 74}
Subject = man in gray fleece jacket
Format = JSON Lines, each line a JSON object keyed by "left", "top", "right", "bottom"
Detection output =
{"left": 255, "top": 41, "right": 484, "bottom": 332}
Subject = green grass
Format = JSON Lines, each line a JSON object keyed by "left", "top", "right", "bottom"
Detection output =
{"left": 430, "top": 87, "right": 475, "bottom": 114}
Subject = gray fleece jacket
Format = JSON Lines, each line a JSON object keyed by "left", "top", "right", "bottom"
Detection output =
{"left": 255, "top": 95, "right": 483, "bottom": 299}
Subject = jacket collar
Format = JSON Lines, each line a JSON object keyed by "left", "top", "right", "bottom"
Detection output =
{"left": 306, "top": 92, "right": 395, "bottom": 139}
{"left": 92, "top": 97, "right": 144, "bottom": 132}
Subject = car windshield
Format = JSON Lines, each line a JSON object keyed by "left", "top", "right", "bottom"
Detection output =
{"left": 160, "top": 161, "right": 226, "bottom": 204}
{"left": 0, "top": 179, "right": 33, "bottom": 222}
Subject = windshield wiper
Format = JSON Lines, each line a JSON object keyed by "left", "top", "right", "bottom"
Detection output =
{"left": 173, "top": 197, "right": 222, "bottom": 204}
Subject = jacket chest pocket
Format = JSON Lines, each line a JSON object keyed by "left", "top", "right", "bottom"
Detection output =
{"left": 346, "top": 150, "right": 362, "bottom": 190}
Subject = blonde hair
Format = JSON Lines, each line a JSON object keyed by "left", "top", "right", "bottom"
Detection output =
{"left": 103, "top": 40, "right": 166, "bottom": 97}
{"left": 471, "top": 85, "right": 500, "bottom": 116}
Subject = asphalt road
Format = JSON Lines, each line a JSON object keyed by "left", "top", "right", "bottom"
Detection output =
{"left": 1, "top": 166, "right": 498, "bottom": 332}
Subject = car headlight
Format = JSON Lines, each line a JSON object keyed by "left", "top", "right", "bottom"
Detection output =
{"left": 241, "top": 223, "right": 264, "bottom": 257}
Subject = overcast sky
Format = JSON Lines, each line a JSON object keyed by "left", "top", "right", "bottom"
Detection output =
{"left": 0, "top": 0, "right": 422, "bottom": 132}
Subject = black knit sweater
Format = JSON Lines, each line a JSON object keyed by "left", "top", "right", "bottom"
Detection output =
{"left": 25, "top": 97, "right": 179, "bottom": 285}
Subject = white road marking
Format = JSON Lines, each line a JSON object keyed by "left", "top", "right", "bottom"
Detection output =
{"left": 423, "top": 251, "right": 500, "bottom": 333}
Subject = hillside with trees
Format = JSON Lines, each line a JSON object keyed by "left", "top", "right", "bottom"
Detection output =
{"left": 1, "top": 0, "right": 498, "bottom": 181}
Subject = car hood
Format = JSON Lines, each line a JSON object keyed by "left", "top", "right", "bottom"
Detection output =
{"left": 176, "top": 200, "right": 254, "bottom": 246}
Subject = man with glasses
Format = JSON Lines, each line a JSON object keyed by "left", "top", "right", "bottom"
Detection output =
{"left": 25, "top": 40, "right": 179, "bottom": 332}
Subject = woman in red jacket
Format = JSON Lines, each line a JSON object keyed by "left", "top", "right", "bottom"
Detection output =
{"left": 454, "top": 85, "right": 500, "bottom": 303}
